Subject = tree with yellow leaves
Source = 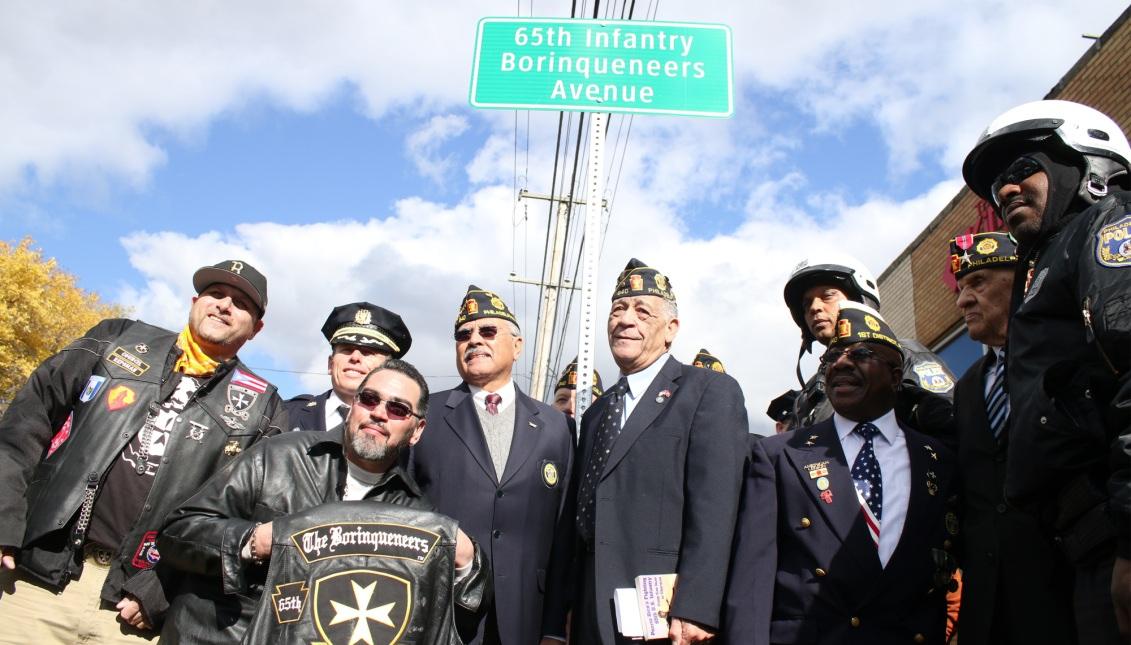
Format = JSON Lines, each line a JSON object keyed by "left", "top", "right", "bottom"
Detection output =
{"left": 0, "top": 238, "right": 126, "bottom": 412}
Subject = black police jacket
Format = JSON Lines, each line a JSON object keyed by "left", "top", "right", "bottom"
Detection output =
{"left": 0, "top": 318, "right": 285, "bottom": 625}
{"left": 157, "top": 428, "right": 489, "bottom": 644}
{"left": 243, "top": 500, "right": 489, "bottom": 645}
{"left": 1006, "top": 190, "right": 1131, "bottom": 558}
{"left": 791, "top": 338, "right": 956, "bottom": 436}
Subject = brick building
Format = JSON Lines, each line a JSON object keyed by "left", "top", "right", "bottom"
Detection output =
{"left": 877, "top": 5, "right": 1131, "bottom": 375}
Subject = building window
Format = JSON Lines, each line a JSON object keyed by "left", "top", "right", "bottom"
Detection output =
{"left": 933, "top": 326, "right": 984, "bottom": 377}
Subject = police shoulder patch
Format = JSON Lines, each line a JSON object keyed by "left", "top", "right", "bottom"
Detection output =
{"left": 912, "top": 361, "right": 954, "bottom": 393}
{"left": 1096, "top": 214, "right": 1131, "bottom": 267}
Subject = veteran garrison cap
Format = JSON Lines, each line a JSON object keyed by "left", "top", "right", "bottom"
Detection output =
{"left": 192, "top": 260, "right": 267, "bottom": 314}
{"left": 612, "top": 258, "right": 676, "bottom": 302}
{"left": 766, "top": 389, "right": 799, "bottom": 423}
{"left": 555, "top": 358, "right": 604, "bottom": 397}
{"left": 455, "top": 285, "right": 519, "bottom": 330}
{"left": 829, "top": 301, "right": 902, "bottom": 355}
{"left": 321, "top": 302, "right": 412, "bottom": 359}
{"left": 949, "top": 231, "right": 1019, "bottom": 280}
{"left": 691, "top": 348, "right": 726, "bottom": 373}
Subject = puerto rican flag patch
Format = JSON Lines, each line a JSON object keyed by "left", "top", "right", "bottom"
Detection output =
{"left": 231, "top": 369, "right": 268, "bottom": 393}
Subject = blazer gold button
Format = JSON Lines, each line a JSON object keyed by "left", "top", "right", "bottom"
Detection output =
{"left": 799, "top": 517, "right": 811, "bottom": 528}
{"left": 814, "top": 568, "right": 827, "bottom": 577}
{"left": 914, "top": 634, "right": 926, "bottom": 643}
{"left": 849, "top": 616, "right": 860, "bottom": 628}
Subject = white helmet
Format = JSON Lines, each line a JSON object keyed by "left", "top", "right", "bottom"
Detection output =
{"left": 783, "top": 253, "right": 881, "bottom": 343}
{"left": 963, "top": 100, "right": 1131, "bottom": 205}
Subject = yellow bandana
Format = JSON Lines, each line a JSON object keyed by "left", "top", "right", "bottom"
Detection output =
{"left": 175, "top": 325, "right": 220, "bottom": 377}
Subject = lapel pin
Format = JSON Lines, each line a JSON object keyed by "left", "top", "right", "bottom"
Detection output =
{"left": 816, "top": 476, "right": 830, "bottom": 491}
{"left": 655, "top": 389, "right": 672, "bottom": 404}
{"left": 820, "top": 489, "right": 833, "bottom": 504}
{"left": 924, "top": 445, "right": 938, "bottom": 460}
{"left": 926, "top": 471, "right": 939, "bottom": 496}
{"left": 529, "top": 421, "right": 538, "bottom": 428}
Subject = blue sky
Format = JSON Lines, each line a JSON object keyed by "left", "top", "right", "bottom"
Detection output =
{"left": 2, "top": 0, "right": 1126, "bottom": 431}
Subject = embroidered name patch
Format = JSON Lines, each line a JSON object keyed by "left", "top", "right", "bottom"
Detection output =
{"left": 1096, "top": 215, "right": 1131, "bottom": 267}
{"left": 291, "top": 522, "right": 440, "bottom": 564}
{"left": 107, "top": 347, "right": 150, "bottom": 376}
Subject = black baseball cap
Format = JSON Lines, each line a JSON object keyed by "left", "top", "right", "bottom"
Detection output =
{"left": 192, "top": 260, "right": 267, "bottom": 314}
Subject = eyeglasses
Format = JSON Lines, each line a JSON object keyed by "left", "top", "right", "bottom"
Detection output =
{"left": 820, "top": 345, "right": 894, "bottom": 369}
{"left": 354, "top": 389, "right": 422, "bottom": 420}
{"left": 454, "top": 325, "right": 500, "bottom": 342}
{"left": 991, "top": 156, "right": 1041, "bottom": 205}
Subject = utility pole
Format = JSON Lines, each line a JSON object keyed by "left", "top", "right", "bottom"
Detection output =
{"left": 508, "top": 189, "right": 593, "bottom": 401}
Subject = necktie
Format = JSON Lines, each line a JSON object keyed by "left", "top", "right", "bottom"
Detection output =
{"left": 331, "top": 404, "right": 349, "bottom": 432}
{"left": 851, "top": 422, "right": 884, "bottom": 543}
{"left": 576, "top": 378, "right": 628, "bottom": 545}
{"left": 985, "top": 350, "right": 1009, "bottom": 440}
{"left": 485, "top": 393, "right": 502, "bottom": 415}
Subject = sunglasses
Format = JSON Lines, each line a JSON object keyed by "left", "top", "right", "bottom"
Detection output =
{"left": 354, "top": 389, "right": 422, "bottom": 420}
{"left": 820, "top": 345, "right": 894, "bottom": 369}
{"left": 454, "top": 325, "right": 500, "bottom": 342}
{"left": 991, "top": 156, "right": 1041, "bottom": 205}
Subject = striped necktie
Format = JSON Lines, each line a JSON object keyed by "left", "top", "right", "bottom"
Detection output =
{"left": 851, "top": 422, "right": 883, "bottom": 545}
{"left": 985, "top": 350, "right": 1009, "bottom": 440}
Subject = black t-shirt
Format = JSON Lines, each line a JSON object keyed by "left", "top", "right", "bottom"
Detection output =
{"left": 86, "top": 373, "right": 200, "bottom": 571}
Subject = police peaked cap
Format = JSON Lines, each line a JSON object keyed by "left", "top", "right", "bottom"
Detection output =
{"left": 455, "top": 285, "right": 519, "bottom": 330}
{"left": 612, "top": 258, "right": 676, "bottom": 302}
{"left": 949, "top": 232, "right": 1019, "bottom": 280}
{"left": 321, "top": 302, "right": 411, "bottom": 358}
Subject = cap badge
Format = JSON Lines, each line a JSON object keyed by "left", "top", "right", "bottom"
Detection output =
{"left": 975, "top": 237, "right": 999, "bottom": 255}
{"left": 464, "top": 298, "right": 479, "bottom": 315}
{"left": 629, "top": 274, "right": 644, "bottom": 291}
{"left": 490, "top": 296, "right": 506, "bottom": 310}
{"left": 864, "top": 315, "right": 881, "bottom": 332}
{"left": 229, "top": 261, "right": 244, "bottom": 274}
{"left": 354, "top": 309, "right": 372, "bottom": 326}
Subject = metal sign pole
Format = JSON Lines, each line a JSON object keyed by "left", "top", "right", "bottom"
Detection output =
{"left": 575, "top": 112, "right": 605, "bottom": 419}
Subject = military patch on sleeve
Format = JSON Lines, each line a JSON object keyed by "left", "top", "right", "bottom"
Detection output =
{"left": 912, "top": 362, "right": 954, "bottom": 393}
{"left": 291, "top": 523, "right": 440, "bottom": 564}
{"left": 1096, "top": 214, "right": 1131, "bottom": 267}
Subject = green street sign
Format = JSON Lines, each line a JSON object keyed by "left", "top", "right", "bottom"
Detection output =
{"left": 470, "top": 18, "right": 733, "bottom": 117}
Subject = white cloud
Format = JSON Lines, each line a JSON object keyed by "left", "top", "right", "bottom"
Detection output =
{"left": 406, "top": 114, "right": 470, "bottom": 183}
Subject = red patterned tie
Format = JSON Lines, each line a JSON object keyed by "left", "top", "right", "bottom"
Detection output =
{"left": 485, "top": 393, "right": 502, "bottom": 415}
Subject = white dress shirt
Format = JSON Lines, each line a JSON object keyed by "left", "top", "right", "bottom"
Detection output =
{"left": 619, "top": 353, "right": 672, "bottom": 424}
{"left": 323, "top": 391, "right": 353, "bottom": 430}
{"left": 469, "top": 380, "right": 517, "bottom": 414}
{"left": 833, "top": 409, "right": 909, "bottom": 567}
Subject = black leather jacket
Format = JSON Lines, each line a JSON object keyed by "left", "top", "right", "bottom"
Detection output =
{"left": 157, "top": 428, "right": 489, "bottom": 644}
{"left": 791, "top": 337, "right": 956, "bottom": 436}
{"left": 243, "top": 500, "right": 489, "bottom": 644}
{"left": 0, "top": 319, "right": 285, "bottom": 625}
{"left": 1006, "top": 190, "right": 1131, "bottom": 558}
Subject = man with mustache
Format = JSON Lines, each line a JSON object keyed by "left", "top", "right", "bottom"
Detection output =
{"left": 724, "top": 303, "right": 956, "bottom": 644}
{"left": 409, "top": 286, "right": 574, "bottom": 645}
{"left": 782, "top": 254, "right": 956, "bottom": 433}
{"left": 156, "top": 359, "right": 487, "bottom": 644}
{"left": 962, "top": 99, "right": 1131, "bottom": 642}
{"left": 285, "top": 302, "right": 412, "bottom": 433}
{"left": 542, "top": 259, "right": 749, "bottom": 645}
{"left": 945, "top": 231, "right": 1073, "bottom": 644}
{"left": 0, "top": 260, "right": 286, "bottom": 643}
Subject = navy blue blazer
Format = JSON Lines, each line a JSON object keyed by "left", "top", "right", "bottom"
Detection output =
{"left": 283, "top": 390, "right": 335, "bottom": 432}
{"left": 722, "top": 417, "right": 955, "bottom": 645}
{"left": 409, "top": 383, "right": 574, "bottom": 645}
